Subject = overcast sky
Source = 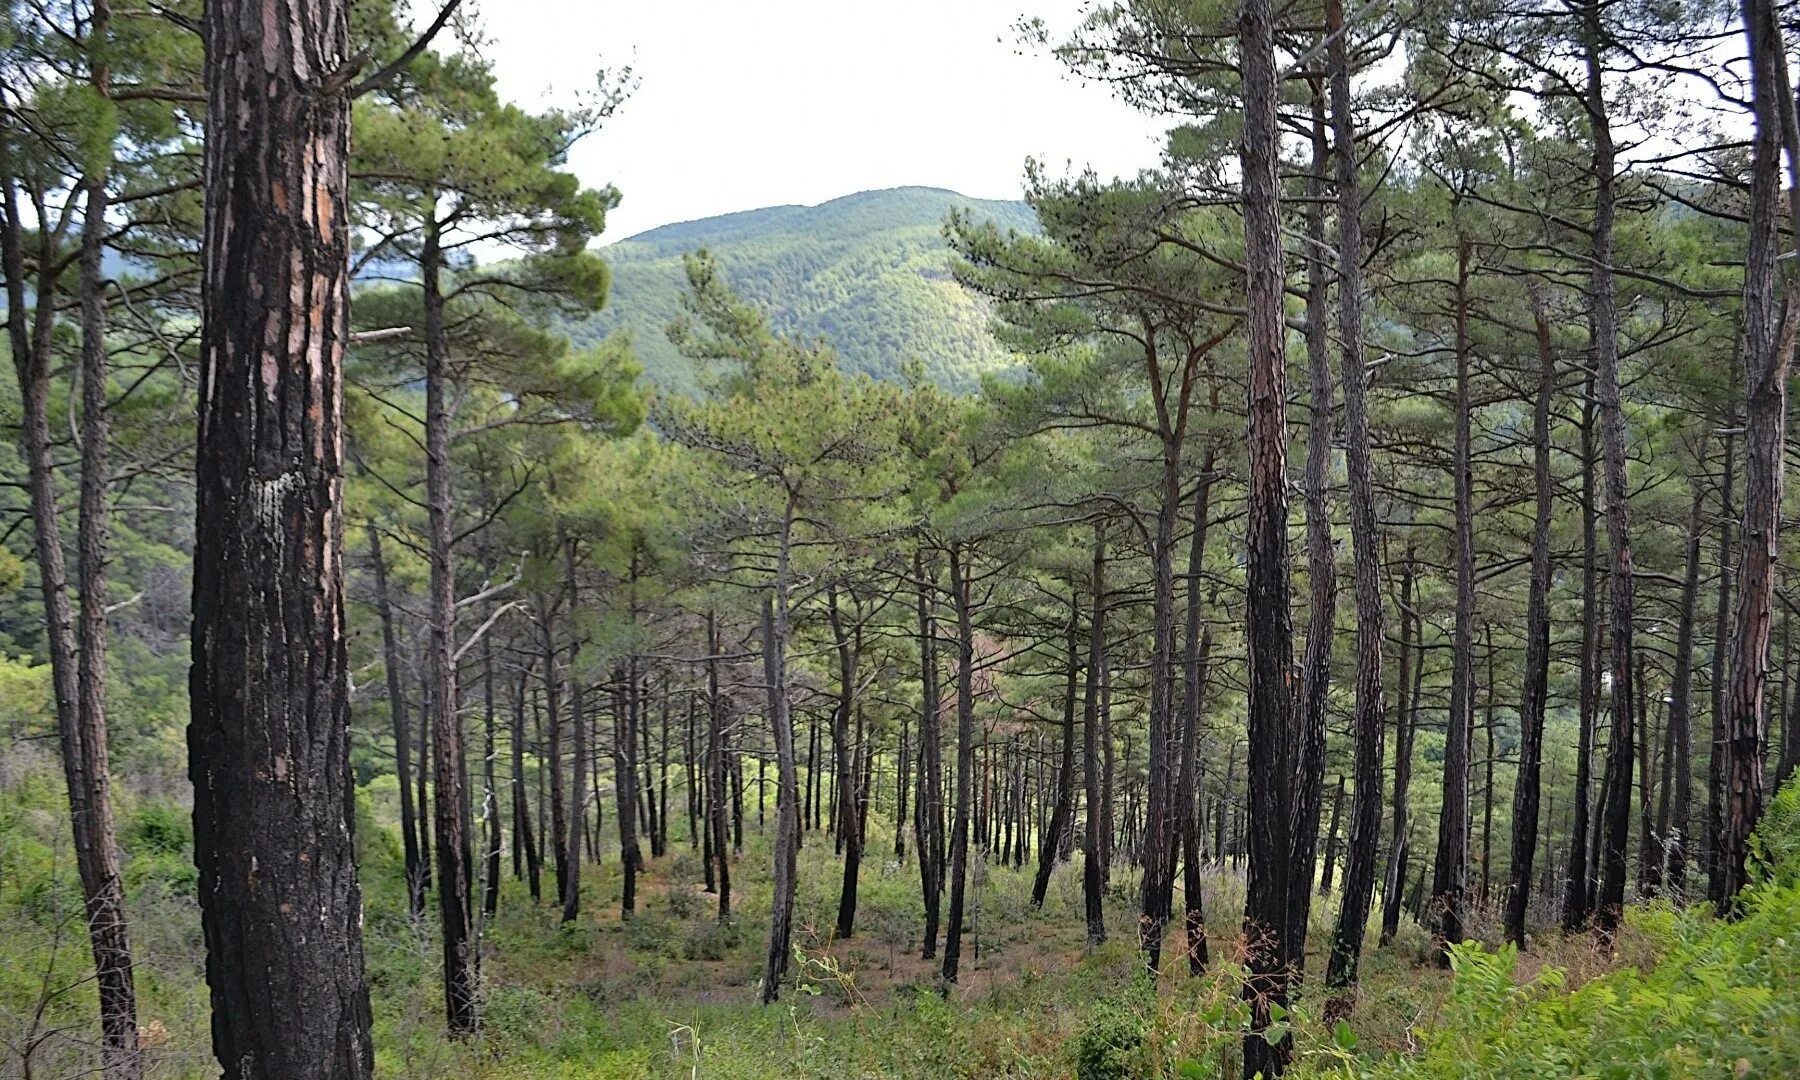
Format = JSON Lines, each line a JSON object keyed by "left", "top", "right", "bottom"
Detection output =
{"left": 480, "top": 0, "right": 1169, "bottom": 240}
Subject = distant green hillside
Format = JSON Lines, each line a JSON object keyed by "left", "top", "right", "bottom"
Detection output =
{"left": 570, "top": 187, "right": 1038, "bottom": 392}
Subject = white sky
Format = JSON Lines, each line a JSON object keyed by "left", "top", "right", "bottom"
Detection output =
{"left": 479, "top": 0, "right": 1170, "bottom": 240}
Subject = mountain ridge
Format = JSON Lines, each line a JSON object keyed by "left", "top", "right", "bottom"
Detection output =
{"left": 569, "top": 186, "right": 1037, "bottom": 391}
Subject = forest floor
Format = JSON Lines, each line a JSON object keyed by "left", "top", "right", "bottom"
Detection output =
{"left": 0, "top": 777, "right": 1736, "bottom": 1080}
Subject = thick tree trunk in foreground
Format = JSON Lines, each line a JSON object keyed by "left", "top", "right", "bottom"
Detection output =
{"left": 1721, "top": 0, "right": 1798, "bottom": 909}
{"left": 1239, "top": 0, "right": 1298, "bottom": 1064}
{"left": 191, "top": 0, "right": 374, "bottom": 1070}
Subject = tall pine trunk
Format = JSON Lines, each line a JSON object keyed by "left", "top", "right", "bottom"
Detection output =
{"left": 942, "top": 542, "right": 979, "bottom": 984}
{"left": 1586, "top": 17, "right": 1639, "bottom": 936}
{"left": 1323, "top": 0, "right": 1387, "bottom": 986}
{"left": 1720, "top": 0, "right": 1798, "bottom": 908}
{"left": 1239, "top": 0, "right": 1299, "bottom": 1061}
{"left": 191, "top": 0, "right": 374, "bottom": 1068}
{"left": 1433, "top": 234, "right": 1475, "bottom": 965}
{"left": 1505, "top": 290, "right": 1556, "bottom": 949}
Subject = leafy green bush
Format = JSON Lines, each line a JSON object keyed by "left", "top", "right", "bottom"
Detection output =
{"left": 1356, "top": 778, "right": 1800, "bottom": 1078}
{"left": 1074, "top": 998, "right": 1150, "bottom": 1080}
{"left": 126, "top": 801, "right": 189, "bottom": 856}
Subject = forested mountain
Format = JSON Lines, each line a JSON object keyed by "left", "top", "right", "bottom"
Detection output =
{"left": 572, "top": 187, "right": 1036, "bottom": 390}
{"left": 4, "top": 0, "right": 1800, "bottom": 1079}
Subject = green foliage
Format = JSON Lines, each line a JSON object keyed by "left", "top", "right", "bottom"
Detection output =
{"left": 1352, "top": 780, "right": 1800, "bottom": 1079}
{"left": 1074, "top": 998, "right": 1151, "bottom": 1080}
{"left": 575, "top": 187, "right": 1036, "bottom": 391}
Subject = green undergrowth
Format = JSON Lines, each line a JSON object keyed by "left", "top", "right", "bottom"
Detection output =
{"left": 2, "top": 771, "right": 1797, "bottom": 1078}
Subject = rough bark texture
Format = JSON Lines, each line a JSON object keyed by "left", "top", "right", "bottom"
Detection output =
{"left": 1720, "top": 0, "right": 1798, "bottom": 910}
{"left": 1708, "top": 432, "right": 1736, "bottom": 906}
{"left": 1291, "top": 92, "right": 1336, "bottom": 981}
{"left": 1322, "top": 0, "right": 1387, "bottom": 987}
{"left": 1586, "top": 19, "right": 1638, "bottom": 936}
{"left": 191, "top": 0, "right": 374, "bottom": 1070}
{"left": 1505, "top": 291, "right": 1556, "bottom": 949}
{"left": 1238, "top": 0, "right": 1298, "bottom": 1063}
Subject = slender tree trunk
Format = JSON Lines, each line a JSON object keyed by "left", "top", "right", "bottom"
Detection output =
{"left": 513, "top": 667, "right": 540, "bottom": 901}
{"left": 1433, "top": 234, "right": 1476, "bottom": 966}
{"left": 617, "top": 660, "right": 645, "bottom": 918}
{"left": 1709, "top": 430, "right": 1736, "bottom": 905}
{"left": 4, "top": 45, "right": 143, "bottom": 1076}
{"left": 1665, "top": 464, "right": 1704, "bottom": 896}
{"left": 560, "top": 535, "right": 587, "bottom": 924}
{"left": 1179, "top": 448, "right": 1217, "bottom": 974}
{"left": 707, "top": 612, "right": 733, "bottom": 921}
{"left": 759, "top": 506, "right": 801, "bottom": 1003}
{"left": 72, "top": 32, "right": 141, "bottom": 1069}
{"left": 1586, "top": 19, "right": 1639, "bottom": 936}
{"left": 1033, "top": 604, "right": 1081, "bottom": 907}
{"left": 915, "top": 549, "right": 946, "bottom": 958}
{"left": 420, "top": 220, "right": 478, "bottom": 1034}
{"left": 1319, "top": 777, "right": 1345, "bottom": 897}
{"left": 942, "top": 542, "right": 979, "bottom": 984}
{"left": 1082, "top": 527, "right": 1109, "bottom": 947}
{"left": 1291, "top": 90, "right": 1336, "bottom": 981}
{"left": 1506, "top": 290, "right": 1556, "bottom": 948}
{"left": 830, "top": 589, "right": 864, "bottom": 939}
{"left": 191, "top": 0, "right": 374, "bottom": 1066}
{"left": 1566, "top": 373, "right": 1601, "bottom": 929}
{"left": 1380, "top": 548, "right": 1417, "bottom": 946}
{"left": 1240, "top": 0, "right": 1299, "bottom": 1060}
{"left": 482, "top": 639, "right": 502, "bottom": 919}
{"left": 369, "top": 525, "right": 425, "bottom": 914}
{"left": 1321, "top": 0, "right": 1387, "bottom": 986}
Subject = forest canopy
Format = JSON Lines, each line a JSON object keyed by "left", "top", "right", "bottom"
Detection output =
{"left": 2, "top": 0, "right": 1799, "bottom": 1077}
